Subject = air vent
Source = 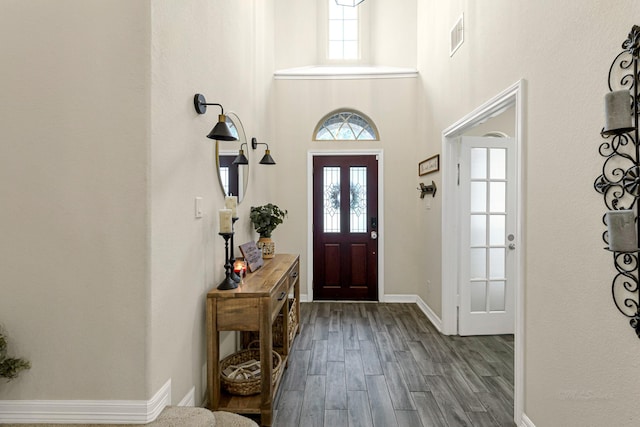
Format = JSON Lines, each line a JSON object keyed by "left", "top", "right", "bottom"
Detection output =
{"left": 450, "top": 14, "right": 464, "bottom": 57}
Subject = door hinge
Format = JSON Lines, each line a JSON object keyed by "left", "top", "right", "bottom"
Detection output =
{"left": 457, "top": 163, "right": 460, "bottom": 186}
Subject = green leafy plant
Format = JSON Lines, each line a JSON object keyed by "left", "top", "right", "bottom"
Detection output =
{"left": 249, "top": 204, "right": 288, "bottom": 238}
{"left": 0, "top": 330, "right": 31, "bottom": 381}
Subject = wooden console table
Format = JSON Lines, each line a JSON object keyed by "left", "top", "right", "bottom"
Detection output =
{"left": 206, "top": 254, "right": 300, "bottom": 426}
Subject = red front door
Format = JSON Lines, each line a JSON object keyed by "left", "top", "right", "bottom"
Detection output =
{"left": 313, "top": 155, "right": 378, "bottom": 300}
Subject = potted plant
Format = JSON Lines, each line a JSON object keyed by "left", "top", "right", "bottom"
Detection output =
{"left": 249, "top": 204, "right": 287, "bottom": 259}
{"left": 0, "top": 329, "right": 30, "bottom": 381}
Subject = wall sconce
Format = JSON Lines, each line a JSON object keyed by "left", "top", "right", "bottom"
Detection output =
{"left": 417, "top": 181, "right": 437, "bottom": 198}
{"left": 593, "top": 25, "right": 640, "bottom": 339}
{"left": 232, "top": 143, "right": 249, "bottom": 165}
{"left": 251, "top": 137, "right": 276, "bottom": 165}
{"left": 193, "top": 94, "right": 238, "bottom": 141}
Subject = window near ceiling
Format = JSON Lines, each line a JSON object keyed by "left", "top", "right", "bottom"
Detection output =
{"left": 314, "top": 109, "right": 379, "bottom": 141}
{"left": 328, "top": 0, "right": 359, "bottom": 60}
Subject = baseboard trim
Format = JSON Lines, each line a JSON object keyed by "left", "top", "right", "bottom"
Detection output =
{"left": 414, "top": 295, "right": 443, "bottom": 332}
{"left": 382, "top": 294, "right": 417, "bottom": 303}
{"left": 380, "top": 294, "right": 443, "bottom": 332}
{"left": 521, "top": 413, "right": 536, "bottom": 427}
{"left": 0, "top": 378, "right": 171, "bottom": 424}
{"left": 177, "top": 387, "right": 195, "bottom": 407}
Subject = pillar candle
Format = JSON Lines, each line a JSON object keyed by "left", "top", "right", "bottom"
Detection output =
{"left": 604, "top": 90, "right": 633, "bottom": 134}
{"left": 225, "top": 195, "right": 238, "bottom": 218}
{"left": 606, "top": 210, "right": 637, "bottom": 251}
{"left": 219, "top": 209, "right": 233, "bottom": 234}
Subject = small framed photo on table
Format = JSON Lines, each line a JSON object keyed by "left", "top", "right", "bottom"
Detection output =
{"left": 239, "top": 241, "right": 264, "bottom": 272}
{"left": 419, "top": 154, "right": 440, "bottom": 176}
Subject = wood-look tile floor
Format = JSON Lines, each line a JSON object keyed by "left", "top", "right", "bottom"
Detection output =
{"left": 272, "top": 302, "right": 515, "bottom": 427}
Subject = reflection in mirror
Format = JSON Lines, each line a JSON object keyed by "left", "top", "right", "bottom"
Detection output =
{"left": 216, "top": 112, "right": 249, "bottom": 203}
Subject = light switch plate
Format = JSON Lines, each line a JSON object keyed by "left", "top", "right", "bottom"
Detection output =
{"left": 195, "top": 197, "right": 203, "bottom": 218}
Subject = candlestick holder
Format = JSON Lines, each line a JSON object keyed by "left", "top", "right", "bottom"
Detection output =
{"left": 230, "top": 217, "right": 241, "bottom": 283}
{"left": 594, "top": 25, "right": 640, "bottom": 339}
{"left": 217, "top": 232, "right": 238, "bottom": 290}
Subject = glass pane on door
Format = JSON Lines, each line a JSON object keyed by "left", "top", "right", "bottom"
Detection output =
{"left": 471, "top": 148, "right": 487, "bottom": 179}
{"left": 490, "top": 148, "right": 506, "bottom": 179}
{"left": 323, "top": 167, "right": 341, "bottom": 233}
{"left": 470, "top": 182, "right": 487, "bottom": 212}
{"left": 350, "top": 167, "right": 367, "bottom": 233}
{"left": 490, "top": 182, "right": 506, "bottom": 212}
{"left": 489, "top": 215, "right": 506, "bottom": 245}
{"left": 489, "top": 281, "right": 506, "bottom": 311}
{"left": 470, "top": 215, "right": 486, "bottom": 246}
{"left": 471, "top": 281, "right": 487, "bottom": 312}
{"left": 489, "top": 248, "right": 505, "bottom": 279}
{"left": 470, "top": 248, "right": 486, "bottom": 279}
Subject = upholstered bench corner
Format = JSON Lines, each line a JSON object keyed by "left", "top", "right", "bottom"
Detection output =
{"left": 150, "top": 406, "right": 258, "bottom": 427}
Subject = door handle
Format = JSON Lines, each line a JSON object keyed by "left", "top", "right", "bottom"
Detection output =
{"left": 371, "top": 231, "right": 378, "bottom": 240}
{"left": 508, "top": 243, "right": 516, "bottom": 250}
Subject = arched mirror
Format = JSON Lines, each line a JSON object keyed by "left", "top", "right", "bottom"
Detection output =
{"left": 216, "top": 112, "right": 249, "bottom": 202}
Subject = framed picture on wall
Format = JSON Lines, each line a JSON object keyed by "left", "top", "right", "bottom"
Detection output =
{"left": 419, "top": 154, "right": 440, "bottom": 176}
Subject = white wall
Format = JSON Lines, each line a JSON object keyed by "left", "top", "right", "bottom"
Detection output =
{"left": 417, "top": 0, "right": 640, "bottom": 425}
{"left": 150, "top": 0, "right": 276, "bottom": 405}
{"left": 274, "top": 0, "right": 417, "bottom": 69}
{"left": 369, "top": 0, "right": 417, "bottom": 67}
{"left": 0, "top": 0, "right": 150, "bottom": 400}
{"left": 273, "top": 76, "right": 422, "bottom": 299}
{"left": 1, "top": 0, "right": 276, "bottom": 410}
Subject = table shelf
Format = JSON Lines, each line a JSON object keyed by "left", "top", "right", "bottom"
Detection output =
{"left": 206, "top": 254, "right": 300, "bottom": 426}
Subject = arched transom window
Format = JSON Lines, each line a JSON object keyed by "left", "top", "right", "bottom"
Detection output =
{"left": 314, "top": 109, "right": 379, "bottom": 141}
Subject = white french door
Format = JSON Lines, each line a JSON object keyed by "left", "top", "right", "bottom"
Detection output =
{"left": 458, "top": 136, "right": 516, "bottom": 336}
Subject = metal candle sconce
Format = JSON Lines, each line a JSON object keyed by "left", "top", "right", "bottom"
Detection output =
{"left": 417, "top": 181, "right": 437, "bottom": 198}
{"left": 217, "top": 232, "right": 237, "bottom": 290}
{"left": 594, "top": 25, "right": 640, "bottom": 338}
{"left": 217, "top": 208, "right": 239, "bottom": 290}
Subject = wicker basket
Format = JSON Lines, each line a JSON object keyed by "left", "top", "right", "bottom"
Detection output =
{"left": 244, "top": 298, "right": 298, "bottom": 349}
{"left": 220, "top": 346, "right": 282, "bottom": 396}
{"left": 287, "top": 298, "right": 298, "bottom": 344}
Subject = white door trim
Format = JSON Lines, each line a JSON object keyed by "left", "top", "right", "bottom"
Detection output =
{"left": 307, "top": 149, "right": 384, "bottom": 302}
{"left": 441, "top": 79, "right": 526, "bottom": 425}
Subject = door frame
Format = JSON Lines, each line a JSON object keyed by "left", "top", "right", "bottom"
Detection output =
{"left": 441, "top": 80, "right": 525, "bottom": 423}
{"left": 307, "top": 149, "right": 384, "bottom": 302}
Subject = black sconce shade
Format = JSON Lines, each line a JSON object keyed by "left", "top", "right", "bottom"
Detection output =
{"left": 251, "top": 137, "right": 276, "bottom": 165}
{"left": 207, "top": 119, "right": 237, "bottom": 141}
{"left": 193, "top": 94, "right": 238, "bottom": 141}
{"left": 232, "top": 143, "right": 249, "bottom": 165}
{"left": 260, "top": 150, "right": 276, "bottom": 165}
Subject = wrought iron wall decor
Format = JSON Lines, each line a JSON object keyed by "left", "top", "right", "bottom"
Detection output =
{"left": 594, "top": 25, "right": 640, "bottom": 339}
{"left": 417, "top": 181, "right": 437, "bottom": 198}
